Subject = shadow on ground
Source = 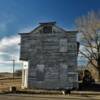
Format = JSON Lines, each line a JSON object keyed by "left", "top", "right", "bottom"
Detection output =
{"left": 79, "top": 83, "right": 100, "bottom": 91}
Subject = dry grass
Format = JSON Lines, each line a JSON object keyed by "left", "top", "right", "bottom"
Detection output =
{"left": 0, "top": 77, "right": 22, "bottom": 92}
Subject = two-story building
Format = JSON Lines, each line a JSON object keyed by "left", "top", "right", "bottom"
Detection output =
{"left": 19, "top": 22, "right": 78, "bottom": 90}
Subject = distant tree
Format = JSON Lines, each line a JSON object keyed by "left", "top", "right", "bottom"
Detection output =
{"left": 75, "top": 11, "right": 100, "bottom": 81}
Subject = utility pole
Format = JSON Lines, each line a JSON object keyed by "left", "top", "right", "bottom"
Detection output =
{"left": 9, "top": 59, "right": 16, "bottom": 92}
{"left": 12, "top": 59, "right": 15, "bottom": 81}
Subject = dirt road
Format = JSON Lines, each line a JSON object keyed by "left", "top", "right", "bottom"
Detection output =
{"left": 0, "top": 94, "right": 100, "bottom": 100}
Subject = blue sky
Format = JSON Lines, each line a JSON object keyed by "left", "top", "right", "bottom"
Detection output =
{"left": 0, "top": 0, "right": 100, "bottom": 37}
{"left": 0, "top": 0, "right": 100, "bottom": 72}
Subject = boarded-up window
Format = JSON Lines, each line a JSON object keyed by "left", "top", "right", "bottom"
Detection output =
{"left": 60, "top": 63, "right": 68, "bottom": 69}
{"left": 36, "top": 64, "right": 45, "bottom": 81}
{"left": 60, "top": 63, "right": 68, "bottom": 75}
{"left": 59, "top": 39, "right": 67, "bottom": 52}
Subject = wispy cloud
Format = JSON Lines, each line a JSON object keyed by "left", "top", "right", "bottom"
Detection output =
{"left": 19, "top": 25, "right": 34, "bottom": 33}
{"left": 0, "top": 23, "right": 7, "bottom": 32}
{"left": 0, "top": 12, "right": 16, "bottom": 32}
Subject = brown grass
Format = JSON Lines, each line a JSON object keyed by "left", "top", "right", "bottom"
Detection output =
{"left": 0, "top": 78, "right": 22, "bottom": 92}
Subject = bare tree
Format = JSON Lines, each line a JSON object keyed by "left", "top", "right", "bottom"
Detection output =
{"left": 75, "top": 11, "right": 100, "bottom": 81}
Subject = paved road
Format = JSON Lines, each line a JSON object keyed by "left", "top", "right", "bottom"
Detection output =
{"left": 0, "top": 94, "right": 100, "bottom": 100}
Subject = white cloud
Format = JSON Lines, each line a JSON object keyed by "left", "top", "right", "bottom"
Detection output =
{"left": 0, "top": 35, "right": 20, "bottom": 47}
{"left": 0, "top": 23, "right": 35, "bottom": 72}
{"left": 0, "top": 25, "right": 36, "bottom": 72}
{"left": 0, "top": 35, "right": 21, "bottom": 72}
{"left": 0, "top": 35, "right": 20, "bottom": 60}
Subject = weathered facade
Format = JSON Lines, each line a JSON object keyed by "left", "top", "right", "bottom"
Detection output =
{"left": 19, "top": 22, "right": 78, "bottom": 89}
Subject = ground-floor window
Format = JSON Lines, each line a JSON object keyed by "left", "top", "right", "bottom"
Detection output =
{"left": 36, "top": 64, "right": 45, "bottom": 81}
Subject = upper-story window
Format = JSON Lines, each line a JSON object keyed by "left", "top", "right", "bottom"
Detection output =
{"left": 59, "top": 39, "right": 67, "bottom": 52}
{"left": 43, "top": 26, "right": 52, "bottom": 33}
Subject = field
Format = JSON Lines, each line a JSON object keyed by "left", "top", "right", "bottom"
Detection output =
{"left": 0, "top": 73, "right": 22, "bottom": 92}
{"left": 0, "top": 73, "right": 100, "bottom": 100}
